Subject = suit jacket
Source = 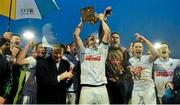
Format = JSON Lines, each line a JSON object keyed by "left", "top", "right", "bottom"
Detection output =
{"left": 36, "top": 56, "right": 70, "bottom": 104}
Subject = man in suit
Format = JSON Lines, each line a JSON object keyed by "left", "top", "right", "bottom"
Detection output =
{"left": 36, "top": 43, "right": 73, "bottom": 104}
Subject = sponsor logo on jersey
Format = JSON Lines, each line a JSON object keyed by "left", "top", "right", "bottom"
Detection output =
{"left": 155, "top": 70, "right": 173, "bottom": 77}
{"left": 85, "top": 55, "right": 101, "bottom": 61}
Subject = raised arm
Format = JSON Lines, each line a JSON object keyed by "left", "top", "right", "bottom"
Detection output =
{"left": 98, "top": 6, "right": 112, "bottom": 43}
{"left": 99, "top": 14, "right": 111, "bottom": 44}
{"left": 16, "top": 39, "right": 34, "bottom": 65}
{"left": 73, "top": 19, "right": 84, "bottom": 48}
{"left": 135, "top": 33, "right": 159, "bottom": 62}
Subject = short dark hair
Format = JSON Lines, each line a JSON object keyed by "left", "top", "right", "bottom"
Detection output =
{"left": 12, "top": 34, "right": 20, "bottom": 37}
{"left": 111, "top": 32, "right": 120, "bottom": 36}
{"left": 32, "top": 42, "right": 47, "bottom": 52}
{"left": 132, "top": 41, "right": 142, "bottom": 47}
{"left": 36, "top": 42, "right": 42, "bottom": 49}
{"left": 32, "top": 42, "right": 41, "bottom": 50}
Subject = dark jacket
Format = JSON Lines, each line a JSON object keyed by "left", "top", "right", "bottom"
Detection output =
{"left": 0, "top": 54, "right": 12, "bottom": 99}
{"left": 173, "top": 66, "right": 180, "bottom": 104}
{"left": 106, "top": 47, "right": 132, "bottom": 82}
{"left": 106, "top": 47, "right": 133, "bottom": 104}
{"left": 63, "top": 54, "right": 80, "bottom": 92}
{"left": 36, "top": 56, "right": 70, "bottom": 104}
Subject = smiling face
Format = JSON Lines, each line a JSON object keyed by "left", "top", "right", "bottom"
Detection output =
{"left": 111, "top": 33, "right": 120, "bottom": 48}
{"left": 132, "top": 41, "right": 143, "bottom": 58}
{"left": 36, "top": 43, "right": 47, "bottom": 58}
{"left": 51, "top": 44, "right": 65, "bottom": 63}
{"left": 158, "top": 43, "right": 170, "bottom": 59}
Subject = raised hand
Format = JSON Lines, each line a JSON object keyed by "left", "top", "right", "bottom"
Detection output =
{"left": 104, "top": 6, "right": 112, "bottom": 17}
{"left": 134, "top": 33, "right": 147, "bottom": 43}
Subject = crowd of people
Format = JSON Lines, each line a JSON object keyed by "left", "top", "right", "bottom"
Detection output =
{"left": 0, "top": 7, "right": 180, "bottom": 105}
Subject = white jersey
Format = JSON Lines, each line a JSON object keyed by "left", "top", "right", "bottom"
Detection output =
{"left": 153, "top": 58, "right": 180, "bottom": 97}
{"left": 78, "top": 43, "right": 109, "bottom": 86}
{"left": 129, "top": 55, "right": 154, "bottom": 90}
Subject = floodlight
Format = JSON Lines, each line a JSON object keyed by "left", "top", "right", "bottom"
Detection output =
{"left": 23, "top": 31, "right": 34, "bottom": 40}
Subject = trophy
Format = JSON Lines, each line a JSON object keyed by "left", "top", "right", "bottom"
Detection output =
{"left": 80, "top": 6, "right": 97, "bottom": 24}
{"left": 80, "top": 6, "right": 112, "bottom": 24}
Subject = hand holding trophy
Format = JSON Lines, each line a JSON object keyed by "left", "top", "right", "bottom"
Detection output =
{"left": 80, "top": 6, "right": 97, "bottom": 24}
{"left": 80, "top": 6, "right": 112, "bottom": 24}
{"left": 104, "top": 6, "right": 112, "bottom": 20}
